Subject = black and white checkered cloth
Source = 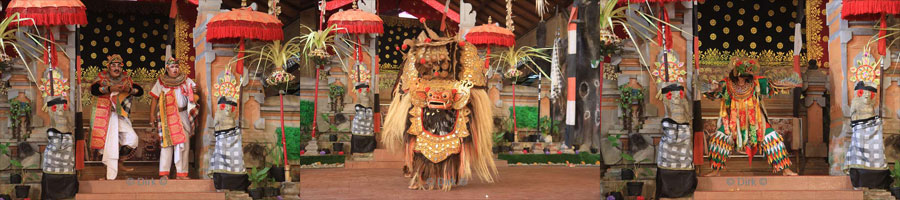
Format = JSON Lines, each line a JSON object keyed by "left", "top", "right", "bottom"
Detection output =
{"left": 210, "top": 128, "right": 245, "bottom": 174}
{"left": 352, "top": 106, "right": 373, "bottom": 136}
{"left": 42, "top": 129, "right": 75, "bottom": 174}
{"left": 844, "top": 117, "right": 888, "bottom": 170}
{"left": 657, "top": 119, "right": 694, "bottom": 170}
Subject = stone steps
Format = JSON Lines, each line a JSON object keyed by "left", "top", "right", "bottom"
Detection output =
{"left": 75, "top": 192, "right": 225, "bottom": 200}
{"left": 693, "top": 176, "right": 862, "bottom": 200}
{"left": 75, "top": 179, "right": 224, "bottom": 200}
{"left": 693, "top": 190, "right": 862, "bottom": 200}
{"left": 696, "top": 176, "right": 853, "bottom": 191}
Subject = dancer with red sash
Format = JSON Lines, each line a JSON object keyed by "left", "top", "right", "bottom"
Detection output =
{"left": 150, "top": 58, "right": 198, "bottom": 179}
{"left": 89, "top": 54, "right": 142, "bottom": 180}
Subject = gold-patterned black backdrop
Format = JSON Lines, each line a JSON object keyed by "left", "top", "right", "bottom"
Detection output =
{"left": 79, "top": 10, "right": 169, "bottom": 162}
{"left": 80, "top": 10, "right": 169, "bottom": 75}
{"left": 698, "top": 0, "right": 805, "bottom": 66}
{"left": 378, "top": 16, "right": 426, "bottom": 71}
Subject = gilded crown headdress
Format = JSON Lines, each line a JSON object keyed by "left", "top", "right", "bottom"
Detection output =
{"left": 106, "top": 54, "right": 123, "bottom": 66}
{"left": 166, "top": 57, "right": 178, "bottom": 66}
{"left": 729, "top": 57, "right": 759, "bottom": 77}
{"left": 849, "top": 52, "right": 881, "bottom": 86}
{"left": 214, "top": 71, "right": 241, "bottom": 101}
{"left": 651, "top": 49, "right": 686, "bottom": 83}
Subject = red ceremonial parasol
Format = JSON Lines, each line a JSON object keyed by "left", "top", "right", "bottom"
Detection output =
{"left": 842, "top": 0, "right": 900, "bottom": 55}
{"left": 5, "top": 0, "right": 87, "bottom": 26}
{"left": 327, "top": 7, "right": 384, "bottom": 34}
{"left": 466, "top": 20, "right": 516, "bottom": 48}
{"left": 467, "top": 16, "right": 516, "bottom": 136}
{"left": 207, "top": 7, "right": 284, "bottom": 74}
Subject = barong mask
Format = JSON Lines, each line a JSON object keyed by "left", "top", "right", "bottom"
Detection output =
{"left": 383, "top": 20, "right": 496, "bottom": 191}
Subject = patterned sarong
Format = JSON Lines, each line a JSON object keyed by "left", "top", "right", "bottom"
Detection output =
{"left": 43, "top": 128, "right": 75, "bottom": 174}
{"left": 209, "top": 128, "right": 245, "bottom": 174}
{"left": 158, "top": 90, "right": 187, "bottom": 148}
{"left": 657, "top": 119, "right": 693, "bottom": 170}
{"left": 844, "top": 117, "right": 887, "bottom": 170}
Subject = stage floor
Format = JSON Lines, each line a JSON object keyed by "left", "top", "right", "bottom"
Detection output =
{"left": 299, "top": 166, "right": 602, "bottom": 199}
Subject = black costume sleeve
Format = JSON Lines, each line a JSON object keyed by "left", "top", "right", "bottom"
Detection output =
{"left": 90, "top": 82, "right": 105, "bottom": 96}
{"left": 131, "top": 84, "right": 144, "bottom": 97}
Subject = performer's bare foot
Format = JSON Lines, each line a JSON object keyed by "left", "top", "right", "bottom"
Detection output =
{"left": 781, "top": 168, "right": 798, "bottom": 176}
{"left": 703, "top": 170, "right": 721, "bottom": 177}
{"left": 176, "top": 176, "right": 190, "bottom": 180}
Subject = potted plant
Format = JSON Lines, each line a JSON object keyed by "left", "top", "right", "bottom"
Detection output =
{"left": 264, "top": 179, "right": 280, "bottom": 197}
{"left": 608, "top": 135, "right": 650, "bottom": 196}
{"left": 266, "top": 145, "right": 286, "bottom": 182}
{"left": 890, "top": 162, "right": 900, "bottom": 198}
{"left": 492, "top": 132, "right": 505, "bottom": 154}
{"left": 538, "top": 117, "right": 560, "bottom": 143}
{"left": 247, "top": 167, "right": 270, "bottom": 199}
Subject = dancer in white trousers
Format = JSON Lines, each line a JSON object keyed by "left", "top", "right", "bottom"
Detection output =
{"left": 150, "top": 58, "right": 198, "bottom": 179}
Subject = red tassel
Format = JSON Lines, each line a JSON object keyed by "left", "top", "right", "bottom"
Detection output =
{"left": 7, "top": 7, "right": 87, "bottom": 26}
{"left": 236, "top": 39, "right": 244, "bottom": 75}
{"left": 484, "top": 47, "right": 492, "bottom": 69}
{"left": 207, "top": 20, "right": 284, "bottom": 43}
{"left": 663, "top": 7, "right": 673, "bottom": 49}
{"left": 220, "top": 104, "right": 225, "bottom": 110}
{"left": 466, "top": 32, "right": 515, "bottom": 47}
{"left": 330, "top": 21, "right": 384, "bottom": 34}
{"left": 878, "top": 14, "right": 887, "bottom": 55}
{"left": 858, "top": 90, "right": 864, "bottom": 97}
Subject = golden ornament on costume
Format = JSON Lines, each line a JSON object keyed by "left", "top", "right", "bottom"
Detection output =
{"left": 382, "top": 20, "right": 496, "bottom": 191}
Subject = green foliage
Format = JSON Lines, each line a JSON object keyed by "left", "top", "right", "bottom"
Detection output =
{"left": 275, "top": 126, "right": 312, "bottom": 160}
{"left": 328, "top": 84, "right": 346, "bottom": 100}
{"left": 248, "top": 167, "right": 271, "bottom": 189}
{"left": 607, "top": 134, "right": 651, "bottom": 177}
{"left": 8, "top": 99, "right": 32, "bottom": 141}
{"left": 266, "top": 144, "right": 285, "bottom": 167}
{"left": 298, "top": 100, "right": 315, "bottom": 128}
{"left": 508, "top": 106, "right": 539, "bottom": 129}
{"left": 497, "top": 153, "right": 603, "bottom": 164}
{"left": 617, "top": 85, "right": 645, "bottom": 112}
{"left": 493, "top": 132, "right": 509, "bottom": 147}
{"left": 298, "top": 155, "right": 346, "bottom": 165}
{"left": 892, "top": 162, "right": 900, "bottom": 187}
{"left": 538, "top": 116, "right": 561, "bottom": 137}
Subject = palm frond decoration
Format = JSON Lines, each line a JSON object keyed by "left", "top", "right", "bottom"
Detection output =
{"left": 491, "top": 46, "right": 551, "bottom": 80}
{"left": 1, "top": 13, "right": 55, "bottom": 83}
{"left": 594, "top": 0, "right": 693, "bottom": 69}
{"left": 236, "top": 24, "right": 356, "bottom": 89}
